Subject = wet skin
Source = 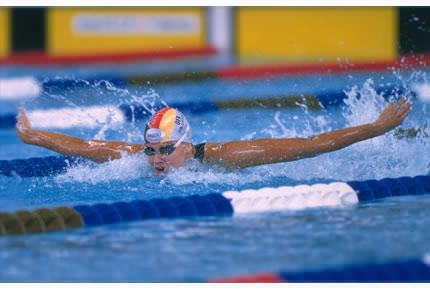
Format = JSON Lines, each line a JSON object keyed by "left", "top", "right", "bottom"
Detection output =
{"left": 16, "top": 98, "right": 413, "bottom": 171}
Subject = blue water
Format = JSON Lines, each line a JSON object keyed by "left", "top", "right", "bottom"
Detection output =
{"left": 0, "top": 64, "right": 429, "bottom": 281}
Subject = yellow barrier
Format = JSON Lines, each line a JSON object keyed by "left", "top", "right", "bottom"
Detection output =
{"left": 0, "top": 8, "right": 9, "bottom": 58}
{"left": 237, "top": 7, "right": 397, "bottom": 62}
{"left": 47, "top": 7, "right": 206, "bottom": 56}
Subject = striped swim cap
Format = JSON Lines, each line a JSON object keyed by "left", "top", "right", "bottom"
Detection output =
{"left": 144, "top": 107, "right": 192, "bottom": 144}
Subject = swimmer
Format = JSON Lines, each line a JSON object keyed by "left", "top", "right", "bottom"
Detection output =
{"left": 394, "top": 122, "right": 429, "bottom": 139}
{"left": 16, "top": 98, "right": 412, "bottom": 174}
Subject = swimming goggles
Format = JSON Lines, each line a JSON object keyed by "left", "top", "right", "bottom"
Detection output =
{"left": 143, "top": 124, "right": 190, "bottom": 156}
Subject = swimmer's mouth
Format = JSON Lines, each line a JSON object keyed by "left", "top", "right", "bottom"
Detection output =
{"left": 155, "top": 166, "right": 166, "bottom": 174}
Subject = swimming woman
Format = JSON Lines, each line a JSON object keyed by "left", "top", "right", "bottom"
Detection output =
{"left": 16, "top": 98, "right": 412, "bottom": 174}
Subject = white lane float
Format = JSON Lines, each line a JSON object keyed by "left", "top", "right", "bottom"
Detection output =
{"left": 27, "top": 105, "right": 125, "bottom": 129}
{"left": 0, "top": 77, "right": 41, "bottom": 100}
{"left": 222, "top": 182, "right": 359, "bottom": 213}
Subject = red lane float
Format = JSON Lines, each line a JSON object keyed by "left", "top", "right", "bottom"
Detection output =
{"left": 217, "top": 53, "right": 430, "bottom": 80}
{"left": 210, "top": 273, "right": 283, "bottom": 283}
{"left": 0, "top": 47, "right": 217, "bottom": 66}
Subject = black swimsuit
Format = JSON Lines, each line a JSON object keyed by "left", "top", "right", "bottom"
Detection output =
{"left": 193, "top": 143, "right": 206, "bottom": 162}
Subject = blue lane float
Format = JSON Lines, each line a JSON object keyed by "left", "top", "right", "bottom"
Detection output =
{"left": 0, "top": 174, "right": 429, "bottom": 237}
{"left": 348, "top": 176, "right": 430, "bottom": 201}
{"left": 119, "top": 101, "right": 220, "bottom": 121}
{"left": 73, "top": 193, "right": 234, "bottom": 227}
{"left": 210, "top": 257, "right": 430, "bottom": 282}
{"left": 40, "top": 76, "right": 128, "bottom": 93}
{"left": 0, "top": 156, "right": 81, "bottom": 177}
{"left": 280, "top": 258, "right": 430, "bottom": 282}
{"left": 0, "top": 114, "right": 17, "bottom": 129}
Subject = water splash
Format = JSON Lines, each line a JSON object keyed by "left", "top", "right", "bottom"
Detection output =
{"left": 26, "top": 78, "right": 167, "bottom": 143}
{"left": 233, "top": 78, "right": 430, "bottom": 183}
{"left": 162, "top": 161, "right": 268, "bottom": 187}
{"left": 55, "top": 153, "right": 152, "bottom": 185}
{"left": 28, "top": 75, "right": 429, "bottom": 189}
{"left": 342, "top": 79, "right": 386, "bottom": 126}
{"left": 260, "top": 109, "right": 332, "bottom": 140}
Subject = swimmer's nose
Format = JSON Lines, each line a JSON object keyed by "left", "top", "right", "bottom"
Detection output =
{"left": 153, "top": 154, "right": 166, "bottom": 162}
{"left": 152, "top": 155, "right": 167, "bottom": 169}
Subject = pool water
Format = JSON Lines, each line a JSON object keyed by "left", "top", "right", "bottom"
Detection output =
{"left": 0, "top": 66, "right": 429, "bottom": 281}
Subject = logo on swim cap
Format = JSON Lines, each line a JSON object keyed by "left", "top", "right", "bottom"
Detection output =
{"left": 144, "top": 107, "right": 192, "bottom": 144}
{"left": 145, "top": 128, "right": 165, "bottom": 143}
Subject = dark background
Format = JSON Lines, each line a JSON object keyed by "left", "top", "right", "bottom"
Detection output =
{"left": 11, "top": 8, "right": 46, "bottom": 52}
{"left": 399, "top": 7, "right": 430, "bottom": 53}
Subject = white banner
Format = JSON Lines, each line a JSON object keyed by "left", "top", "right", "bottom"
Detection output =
{"left": 72, "top": 14, "right": 200, "bottom": 35}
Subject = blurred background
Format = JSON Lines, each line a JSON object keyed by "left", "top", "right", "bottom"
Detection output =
{"left": 1, "top": 7, "right": 430, "bottom": 63}
{"left": 1, "top": 7, "right": 430, "bottom": 144}
{"left": 1, "top": 7, "right": 430, "bottom": 105}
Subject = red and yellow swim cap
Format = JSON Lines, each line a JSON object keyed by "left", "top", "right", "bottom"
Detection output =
{"left": 144, "top": 107, "right": 192, "bottom": 144}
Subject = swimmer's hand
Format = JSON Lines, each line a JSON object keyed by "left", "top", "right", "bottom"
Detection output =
{"left": 16, "top": 107, "right": 34, "bottom": 143}
{"left": 373, "top": 98, "right": 412, "bottom": 134}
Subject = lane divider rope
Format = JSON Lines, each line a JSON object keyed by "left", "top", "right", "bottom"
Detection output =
{"left": 0, "top": 156, "right": 80, "bottom": 177}
{"left": 0, "top": 174, "right": 428, "bottom": 237}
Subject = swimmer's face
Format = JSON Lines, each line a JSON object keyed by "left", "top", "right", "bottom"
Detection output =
{"left": 144, "top": 142, "right": 192, "bottom": 174}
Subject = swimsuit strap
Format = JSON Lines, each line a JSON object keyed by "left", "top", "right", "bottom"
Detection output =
{"left": 193, "top": 143, "right": 206, "bottom": 161}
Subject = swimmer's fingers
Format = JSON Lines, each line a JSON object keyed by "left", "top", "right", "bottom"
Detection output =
{"left": 395, "top": 97, "right": 407, "bottom": 108}
{"left": 389, "top": 99, "right": 412, "bottom": 129}
{"left": 396, "top": 98, "right": 412, "bottom": 118}
{"left": 391, "top": 98, "right": 410, "bottom": 115}
{"left": 400, "top": 100, "right": 412, "bottom": 112}
{"left": 16, "top": 107, "right": 32, "bottom": 132}
{"left": 375, "top": 98, "right": 412, "bottom": 132}
{"left": 399, "top": 103, "right": 413, "bottom": 120}
{"left": 393, "top": 97, "right": 410, "bottom": 111}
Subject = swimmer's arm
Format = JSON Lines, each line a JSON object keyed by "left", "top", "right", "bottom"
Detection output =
{"left": 205, "top": 98, "right": 412, "bottom": 168}
{"left": 16, "top": 107, "right": 144, "bottom": 163}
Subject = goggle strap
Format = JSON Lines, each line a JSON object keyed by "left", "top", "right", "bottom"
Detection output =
{"left": 174, "top": 124, "right": 190, "bottom": 148}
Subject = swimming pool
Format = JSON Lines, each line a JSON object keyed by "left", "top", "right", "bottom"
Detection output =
{"left": 0, "top": 65, "right": 429, "bottom": 281}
